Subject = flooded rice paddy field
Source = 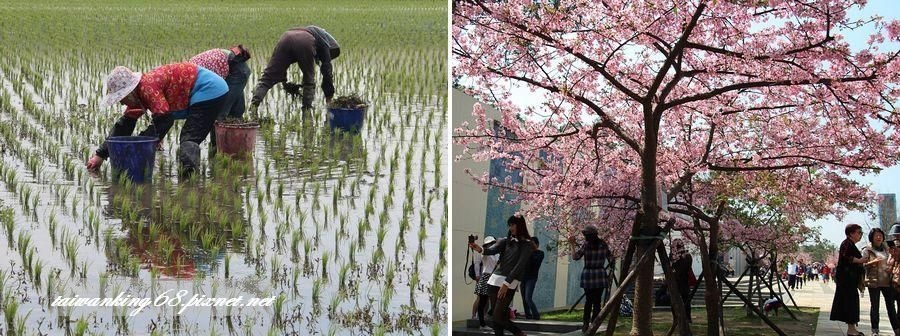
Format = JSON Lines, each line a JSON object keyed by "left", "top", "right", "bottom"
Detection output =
{"left": 0, "top": 1, "right": 447, "bottom": 334}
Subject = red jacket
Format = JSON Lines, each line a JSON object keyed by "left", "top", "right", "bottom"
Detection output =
{"left": 123, "top": 62, "right": 198, "bottom": 119}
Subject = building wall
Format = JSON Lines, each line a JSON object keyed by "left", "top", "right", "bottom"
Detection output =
{"left": 879, "top": 194, "right": 897, "bottom": 232}
{"left": 451, "top": 90, "right": 492, "bottom": 321}
{"left": 451, "top": 89, "right": 573, "bottom": 321}
{"left": 530, "top": 218, "right": 559, "bottom": 313}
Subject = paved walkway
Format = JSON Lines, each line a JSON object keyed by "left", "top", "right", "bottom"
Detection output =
{"left": 789, "top": 279, "right": 897, "bottom": 336}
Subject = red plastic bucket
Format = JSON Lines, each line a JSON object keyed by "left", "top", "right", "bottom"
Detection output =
{"left": 214, "top": 121, "right": 259, "bottom": 158}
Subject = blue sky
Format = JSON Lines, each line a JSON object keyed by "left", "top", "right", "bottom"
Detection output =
{"left": 806, "top": 0, "right": 900, "bottom": 247}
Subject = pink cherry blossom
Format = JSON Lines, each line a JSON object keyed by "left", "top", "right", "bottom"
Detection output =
{"left": 454, "top": 0, "right": 899, "bottom": 334}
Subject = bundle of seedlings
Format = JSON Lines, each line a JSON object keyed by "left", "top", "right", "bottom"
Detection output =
{"left": 327, "top": 94, "right": 368, "bottom": 110}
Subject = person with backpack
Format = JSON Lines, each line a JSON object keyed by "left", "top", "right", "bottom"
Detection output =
{"left": 569, "top": 225, "right": 614, "bottom": 334}
{"left": 521, "top": 236, "right": 545, "bottom": 320}
{"left": 472, "top": 236, "right": 499, "bottom": 330}
{"left": 249, "top": 25, "right": 340, "bottom": 117}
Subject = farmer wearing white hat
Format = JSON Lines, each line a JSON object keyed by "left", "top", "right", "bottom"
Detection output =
{"left": 248, "top": 25, "right": 340, "bottom": 116}
{"left": 86, "top": 62, "right": 228, "bottom": 174}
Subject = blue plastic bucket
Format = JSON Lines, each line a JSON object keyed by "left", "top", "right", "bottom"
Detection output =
{"left": 107, "top": 136, "right": 157, "bottom": 183}
{"left": 327, "top": 107, "right": 366, "bottom": 132}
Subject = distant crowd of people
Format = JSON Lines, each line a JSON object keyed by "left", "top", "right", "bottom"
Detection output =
{"left": 783, "top": 259, "right": 832, "bottom": 290}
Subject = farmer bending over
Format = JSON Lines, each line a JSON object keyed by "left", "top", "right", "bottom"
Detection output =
{"left": 248, "top": 25, "right": 340, "bottom": 117}
{"left": 190, "top": 45, "right": 251, "bottom": 120}
{"left": 86, "top": 63, "right": 228, "bottom": 174}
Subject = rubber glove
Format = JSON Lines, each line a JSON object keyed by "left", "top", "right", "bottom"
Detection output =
{"left": 248, "top": 103, "right": 260, "bottom": 120}
{"left": 86, "top": 154, "right": 104, "bottom": 170}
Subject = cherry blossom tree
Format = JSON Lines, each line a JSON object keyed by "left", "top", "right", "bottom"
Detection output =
{"left": 453, "top": 0, "right": 900, "bottom": 335}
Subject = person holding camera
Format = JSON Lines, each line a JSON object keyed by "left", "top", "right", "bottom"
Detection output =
{"left": 862, "top": 227, "right": 897, "bottom": 336}
{"left": 569, "top": 225, "right": 614, "bottom": 334}
{"left": 468, "top": 215, "right": 536, "bottom": 336}
{"left": 471, "top": 236, "right": 499, "bottom": 329}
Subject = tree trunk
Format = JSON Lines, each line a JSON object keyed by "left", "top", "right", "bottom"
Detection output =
{"left": 606, "top": 218, "right": 642, "bottom": 336}
{"left": 694, "top": 217, "right": 722, "bottom": 336}
{"left": 747, "top": 265, "right": 754, "bottom": 317}
{"left": 656, "top": 244, "right": 692, "bottom": 336}
{"left": 631, "top": 130, "right": 660, "bottom": 336}
{"left": 630, "top": 242, "right": 656, "bottom": 336}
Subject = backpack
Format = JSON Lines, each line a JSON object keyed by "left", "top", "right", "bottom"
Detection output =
{"left": 619, "top": 297, "right": 634, "bottom": 317}
{"left": 305, "top": 26, "right": 341, "bottom": 60}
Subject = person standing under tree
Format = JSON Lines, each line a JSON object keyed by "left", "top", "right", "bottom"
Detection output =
{"left": 521, "top": 236, "right": 544, "bottom": 320}
{"left": 830, "top": 224, "right": 869, "bottom": 336}
{"left": 569, "top": 225, "right": 615, "bottom": 334}
{"left": 671, "top": 239, "right": 693, "bottom": 323}
{"left": 468, "top": 215, "right": 536, "bottom": 336}
{"left": 861, "top": 228, "right": 897, "bottom": 336}
{"left": 787, "top": 259, "right": 799, "bottom": 290}
{"left": 472, "top": 236, "right": 499, "bottom": 330}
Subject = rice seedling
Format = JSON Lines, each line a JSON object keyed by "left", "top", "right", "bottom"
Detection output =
{"left": 224, "top": 252, "right": 231, "bottom": 278}
{"left": 74, "top": 316, "right": 89, "bottom": 336}
{"left": 32, "top": 259, "right": 44, "bottom": 289}
{"left": 271, "top": 255, "right": 281, "bottom": 282}
{"left": 13, "top": 310, "right": 30, "bottom": 336}
{"left": 290, "top": 230, "right": 301, "bottom": 261}
{"left": 311, "top": 279, "right": 322, "bottom": 306}
{"left": 98, "top": 272, "right": 108, "bottom": 298}
{"left": 303, "top": 239, "right": 313, "bottom": 267}
{"left": 3, "top": 294, "right": 20, "bottom": 335}
{"left": 79, "top": 260, "right": 88, "bottom": 279}
{"left": 273, "top": 293, "right": 286, "bottom": 325}
{"left": 1, "top": 206, "right": 15, "bottom": 249}
{"left": 321, "top": 251, "right": 330, "bottom": 280}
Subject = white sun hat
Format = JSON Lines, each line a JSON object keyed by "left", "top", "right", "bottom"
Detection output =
{"left": 484, "top": 236, "right": 496, "bottom": 245}
{"left": 101, "top": 66, "right": 142, "bottom": 107}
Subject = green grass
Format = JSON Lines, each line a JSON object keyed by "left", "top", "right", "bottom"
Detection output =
{"left": 542, "top": 306, "right": 819, "bottom": 335}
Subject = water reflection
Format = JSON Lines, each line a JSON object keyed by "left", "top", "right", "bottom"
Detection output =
{"left": 103, "top": 169, "right": 250, "bottom": 279}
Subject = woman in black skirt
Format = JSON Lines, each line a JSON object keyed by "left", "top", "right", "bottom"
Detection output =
{"left": 830, "top": 223, "right": 869, "bottom": 336}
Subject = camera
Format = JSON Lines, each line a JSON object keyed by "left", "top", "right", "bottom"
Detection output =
{"left": 468, "top": 234, "right": 478, "bottom": 244}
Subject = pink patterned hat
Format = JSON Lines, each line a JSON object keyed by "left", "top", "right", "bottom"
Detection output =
{"left": 101, "top": 66, "right": 142, "bottom": 107}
